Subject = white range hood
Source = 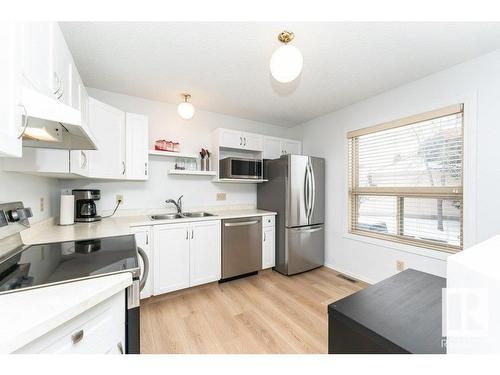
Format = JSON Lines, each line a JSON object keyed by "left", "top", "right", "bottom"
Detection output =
{"left": 20, "top": 86, "right": 97, "bottom": 150}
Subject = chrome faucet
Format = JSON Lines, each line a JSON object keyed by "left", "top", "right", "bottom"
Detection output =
{"left": 165, "top": 195, "right": 183, "bottom": 214}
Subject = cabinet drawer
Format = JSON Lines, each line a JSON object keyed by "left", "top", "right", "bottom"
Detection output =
{"left": 262, "top": 215, "right": 275, "bottom": 228}
{"left": 17, "top": 290, "right": 125, "bottom": 354}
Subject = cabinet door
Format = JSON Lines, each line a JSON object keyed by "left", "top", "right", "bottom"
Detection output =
{"left": 132, "top": 227, "right": 153, "bottom": 299}
{"left": 50, "top": 23, "right": 72, "bottom": 106}
{"left": 263, "top": 137, "right": 282, "bottom": 159}
{"left": 242, "top": 132, "right": 263, "bottom": 151}
{"left": 189, "top": 220, "right": 221, "bottom": 287}
{"left": 153, "top": 223, "right": 190, "bottom": 295}
{"left": 281, "top": 140, "right": 301, "bottom": 155}
{"left": 125, "top": 113, "right": 149, "bottom": 180}
{"left": 262, "top": 227, "right": 275, "bottom": 269}
{"left": 88, "top": 97, "right": 126, "bottom": 179}
{"left": 219, "top": 129, "right": 244, "bottom": 149}
{"left": 20, "top": 22, "right": 52, "bottom": 97}
{"left": 0, "top": 22, "right": 22, "bottom": 157}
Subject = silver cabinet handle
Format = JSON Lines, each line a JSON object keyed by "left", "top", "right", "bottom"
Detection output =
{"left": 244, "top": 137, "right": 247, "bottom": 146}
{"left": 146, "top": 232, "right": 149, "bottom": 245}
{"left": 186, "top": 228, "right": 189, "bottom": 240}
{"left": 137, "top": 247, "right": 149, "bottom": 292}
{"left": 144, "top": 162, "right": 148, "bottom": 176}
{"left": 264, "top": 232, "right": 266, "bottom": 242}
{"left": 71, "top": 329, "right": 84, "bottom": 344}
{"left": 191, "top": 228, "right": 194, "bottom": 239}
{"left": 122, "top": 161, "right": 126, "bottom": 175}
{"left": 56, "top": 81, "right": 64, "bottom": 100}
{"left": 52, "top": 72, "right": 61, "bottom": 95}
{"left": 17, "top": 105, "right": 28, "bottom": 139}
{"left": 224, "top": 220, "right": 259, "bottom": 227}
{"left": 117, "top": 342, "right": 124, "bottom": 354}
{"left": 239, "top": 136, "right": 242, "bottom": 146}
{"left": 81, "top": 151, "right": 87, "bottom": 169}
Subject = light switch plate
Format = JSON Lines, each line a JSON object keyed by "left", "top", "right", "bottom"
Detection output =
{"left": 216, "top": 192, "right": 226, "bottom": 201}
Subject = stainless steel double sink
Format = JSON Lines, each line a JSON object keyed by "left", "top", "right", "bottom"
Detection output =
{"left": 149, "top": 212, "right": 216, "bottom": 221}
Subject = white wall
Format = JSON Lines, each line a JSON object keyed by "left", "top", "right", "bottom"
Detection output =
{"left": 291, "top": 49, "right": 500, "bottom": 283}
{"left": 0, "top": 166, "right": 60, "bottom": 223}
{"left": 61, "top": 88, "right": 296, "bottom": 212}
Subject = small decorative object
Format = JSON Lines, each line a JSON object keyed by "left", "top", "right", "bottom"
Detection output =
{"left": 155, "top": 139, "right": 180, "bottom": 152}
{"left": 199, "top": 148, "right": 210, "bottom": 171}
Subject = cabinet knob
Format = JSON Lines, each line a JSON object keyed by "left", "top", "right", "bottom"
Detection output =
{"left": 71, "top": 329, "right": 84, "bottom": 344}
{"left": 117, "top": 342, "right": 124, "bottom": 354}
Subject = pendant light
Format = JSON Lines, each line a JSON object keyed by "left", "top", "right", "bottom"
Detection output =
{"left": 177, "top": 93, "right": 195, "bottom": 120}
{"left": 270, "top": 31, "right": 303, "bottom": 83}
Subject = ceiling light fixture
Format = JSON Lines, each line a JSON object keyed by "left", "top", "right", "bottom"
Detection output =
{"left": 177, "top": 93, "right": 195, "bottom": 120}
{"left": 270, "top": 31, "right": 303, "bottom": 83}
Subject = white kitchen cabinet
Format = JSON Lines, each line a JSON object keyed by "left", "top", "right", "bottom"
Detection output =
{"left": 125, "top": 113, "right": 149, "bottom": 180}
{"left": 216, "top": 128, "right": 263, "bottom": 152}
{"left": 0, "top": 22, "right": 23, "bottom": 158}
{"left": 262, "top": 136, "right": 302, "bottom": 159}
{"left": 88, "top": 97, "right": 126, "bottom": 179}
{"left": 16, "top": 290, "right": 125, "bottom": 354}
{"left": 131, "top": 226, "right": 154, "bottom": 299}
{"left": 281, "top": 139, "right": 301, "bottom": 155}
{"left": 190, "top": 220, "right": 221, "bottom": 287}
{"left": 19, "top": 22, "right": 52, "bottom": 97}
{"left": 262, "top": 215, "right": 276, "bottom": 269}
{"left": 153, "top": 220, "right": 221, "bottom": 295}
{"left": 153, "top": 223, "right": 191, "bottom": 294}
{"left": 262, "top": 137, "right": 282, "bottom": 159}
{"left": 50, "top": 23, "right": 72, "bottom": 106}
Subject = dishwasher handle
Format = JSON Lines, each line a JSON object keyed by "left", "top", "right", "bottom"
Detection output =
{"left": 137, "top": 247, "right": 149, "bottom": 291}
{"left": 224, "top": 220, "right": 259, "bottom": 227}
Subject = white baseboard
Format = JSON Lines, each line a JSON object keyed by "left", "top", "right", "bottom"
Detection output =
{"left": 324, "top": 263, "right": 376, "bottom": 285}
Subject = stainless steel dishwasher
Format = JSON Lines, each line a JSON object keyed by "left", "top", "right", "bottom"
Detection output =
{"left": 221, "top": 216, "right": 262, "bottom": 280}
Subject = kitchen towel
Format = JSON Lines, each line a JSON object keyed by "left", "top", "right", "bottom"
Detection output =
{"left": 59, "top": 195, "right": 75, "bottom": 225}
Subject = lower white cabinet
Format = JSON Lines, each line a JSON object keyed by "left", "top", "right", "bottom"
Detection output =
{"left": 262, "top": 215, "right": 276, "bottom": 269}
{"left": 131, "top": 226, "right": 153, "bottom": 299}
{"left": 153, "top": 220, "right": 221, "bottom": 295}
{"left": 16, "top": 290, "right": 125, "bottom": 354}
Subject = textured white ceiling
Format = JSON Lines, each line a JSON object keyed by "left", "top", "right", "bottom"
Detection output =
{"left": 60, "top": 22, "right": 500, "bottom": 127}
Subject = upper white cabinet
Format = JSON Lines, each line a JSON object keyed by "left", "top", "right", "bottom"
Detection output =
{"left": 0, "top": 23, "right": 22, "bottom": 158}
{"left": 216, "top": 128, "right": 263, "bottom": 152}
{"left": 50, "top": 23, "right": 72, "bottom": 106}
{"left": 20, "top": 22, "right": 52, "bottom": 97}
{"left": 125, "top": 113, "right": 149, "bottom": 180}
{"left": 153, "top": 220, "right": 221, "bottom": 295}
{"left": 262, "top": 136, "right": 302, "bottom": 159}
{"left": 88, "top": 98, "right": 126, "bottom": 179}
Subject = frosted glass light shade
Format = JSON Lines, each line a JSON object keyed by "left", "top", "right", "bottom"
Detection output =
{"left": 177, "top": 101, "right": 195, "bottom": 120}
{"left": 270, "top": 44, "right": 303, "bottom": 83}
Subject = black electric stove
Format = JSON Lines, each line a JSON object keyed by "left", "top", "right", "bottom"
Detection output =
{"left": 0, "top": 234, "right": 140, "bottom": 294}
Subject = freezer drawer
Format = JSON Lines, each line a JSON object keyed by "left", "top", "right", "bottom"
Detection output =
{"left": 285, "top": 224, "right": 324, "bottom": 275}
{"left": 222, "top": 217, "right": 262, "bottom": 279}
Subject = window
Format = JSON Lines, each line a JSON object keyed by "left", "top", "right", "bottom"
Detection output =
{"left": 348, "top": 104, "right": 463, "bottom": 252}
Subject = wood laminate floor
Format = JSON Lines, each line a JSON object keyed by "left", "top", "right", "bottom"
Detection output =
{"left": 140, "top": 267, "right": 367, "bottom": 354}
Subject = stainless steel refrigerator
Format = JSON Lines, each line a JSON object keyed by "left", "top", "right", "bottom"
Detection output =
{"left": 258, "top": 155, "right": 325, "bottom": 275}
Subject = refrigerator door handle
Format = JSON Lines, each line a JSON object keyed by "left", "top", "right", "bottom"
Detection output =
{"left": 304, "top": 164, "right": 310, "bottom": 219}
{"left": 309, "top": 160, "right": 316, "bottom": 221}
{"left": 289, "top": 224, "right": 323, "bottom": 233}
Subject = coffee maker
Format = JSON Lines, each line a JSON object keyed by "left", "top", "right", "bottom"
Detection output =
{"left": 72, "top": 189, "right": 101, "bottom": 222}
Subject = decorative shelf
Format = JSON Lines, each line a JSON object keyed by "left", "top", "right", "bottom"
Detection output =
{"left": 149, "top": 150, "right": 198, "bottom": 159}
{"left": 214, "top": 178, "right": 268, "bottom": 184}
{"left": 168, "top": 169, "right": 217, "bottom": 176}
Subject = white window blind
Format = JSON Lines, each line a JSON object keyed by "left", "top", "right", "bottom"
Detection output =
{"left": 348, "top": 104, "right": 463, "bottom": 252}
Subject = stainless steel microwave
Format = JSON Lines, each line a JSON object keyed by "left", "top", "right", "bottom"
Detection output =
{"left": 219, "top": 157, "right": 262, "bottom": 179}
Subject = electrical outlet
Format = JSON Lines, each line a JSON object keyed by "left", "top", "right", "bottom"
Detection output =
{"left": 116, "top": 194, "right": 124, "bottom": 204}
{"left": 40, "top": 197, "right": 44, "bottom": 212}
{"left": 396, "top": 260, "right": 405, "bottom": 271}
{"left": 216, "top": 192, "right": 226, "bottom": 201}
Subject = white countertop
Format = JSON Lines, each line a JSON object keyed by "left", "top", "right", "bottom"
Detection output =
{"left": 22, "top": 208, "right": 276, "bottom": 245}
{"left": 0, "top": 272, "right": 132, "bottom": 353}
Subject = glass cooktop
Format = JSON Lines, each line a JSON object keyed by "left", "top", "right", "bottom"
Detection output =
{"left": 0, "top": 234, "right": 139, "bottom": 294}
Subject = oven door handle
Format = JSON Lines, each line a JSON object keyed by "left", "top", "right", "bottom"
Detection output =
{"left": 137, "top": 247, "right": 149, "bottom": 291}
